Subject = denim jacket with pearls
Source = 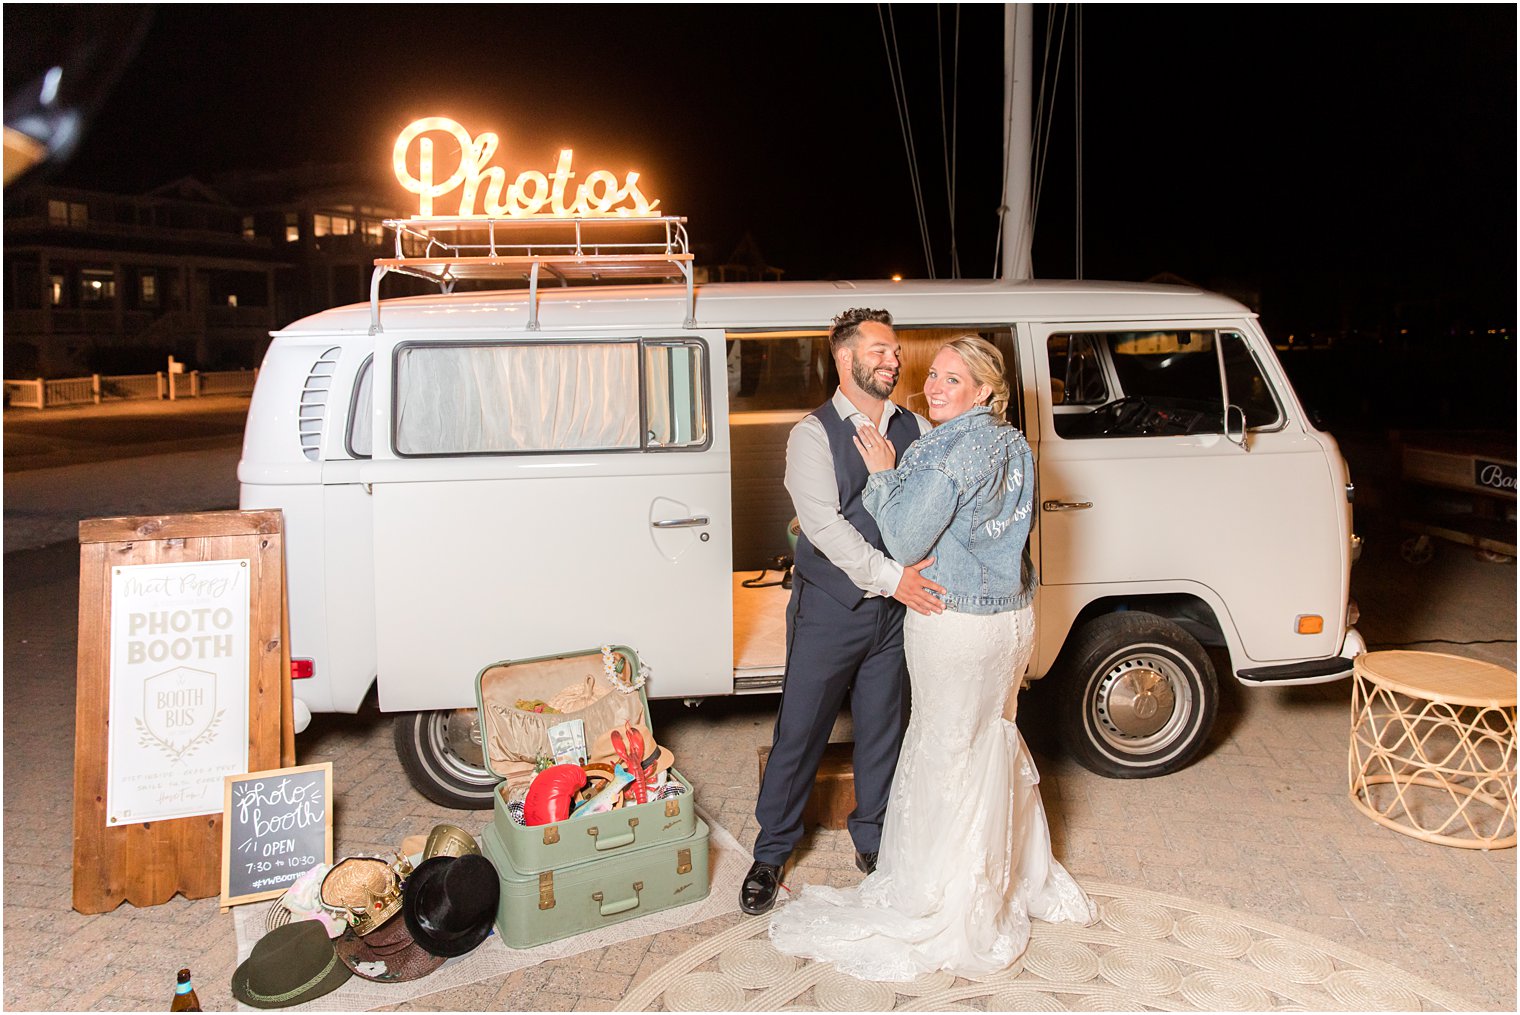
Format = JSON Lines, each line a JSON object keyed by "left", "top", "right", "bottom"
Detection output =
{"left": 863, "top": 406, "right": 1036, "bottom": 614}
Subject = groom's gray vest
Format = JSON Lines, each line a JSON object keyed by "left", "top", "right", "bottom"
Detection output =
{"left": 791, "top": 402, "right": 921, "bottom": 608}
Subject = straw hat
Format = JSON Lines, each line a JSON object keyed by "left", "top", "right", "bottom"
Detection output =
{"left": 320, "top": 856, "right": 407, "bottom": 937}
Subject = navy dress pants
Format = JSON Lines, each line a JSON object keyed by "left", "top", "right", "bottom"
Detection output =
{"left": 752, "top": 577, "right": 910, "bottom": 866}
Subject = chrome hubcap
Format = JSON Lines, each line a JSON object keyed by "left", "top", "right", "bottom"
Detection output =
{"left": 1092, "top": 654, "right": 1192, "bottom": 754}
{"left": 427, "top": 709, "right": 491, "bottom": 783}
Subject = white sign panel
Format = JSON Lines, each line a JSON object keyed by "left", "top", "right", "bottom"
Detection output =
{"left": 107, "top": 560, "right": 251, "bottom": 824}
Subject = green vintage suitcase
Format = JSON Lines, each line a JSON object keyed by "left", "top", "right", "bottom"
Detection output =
{"left": 482, "top": 817, "right": 712, "bottom": 948}
{"left": 474, "top": 646, "right": 698, "bottom": 875}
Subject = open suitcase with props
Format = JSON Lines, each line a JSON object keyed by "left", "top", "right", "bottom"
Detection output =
{"left": 474, "top": 645, "right": 712, "bottom": 948}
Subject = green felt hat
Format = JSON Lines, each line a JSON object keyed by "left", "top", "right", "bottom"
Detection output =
{"left": 231, "top": 920, "right": 352, "bottom": 1008}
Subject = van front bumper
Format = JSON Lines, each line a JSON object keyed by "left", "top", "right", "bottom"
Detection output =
{"left": 1235, "top": 627, "right": 1364, "bottom": 686}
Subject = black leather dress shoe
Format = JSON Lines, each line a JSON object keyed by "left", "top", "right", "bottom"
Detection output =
{"left": 854, "top": 850, "right": 878, "bottom": 875}
{"left": 740, "top": 861, "right": 784, "bottom": 915}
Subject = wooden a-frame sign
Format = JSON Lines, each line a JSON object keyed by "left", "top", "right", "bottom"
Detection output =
{"left": 72, "top": 511, "right": 295, "bottom": 913}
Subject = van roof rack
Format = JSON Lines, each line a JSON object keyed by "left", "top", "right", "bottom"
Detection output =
{"left": 368, "top": 215, "right": 694, "bottom": 334}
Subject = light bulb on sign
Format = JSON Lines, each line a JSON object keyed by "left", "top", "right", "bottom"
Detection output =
{"left": 392, "top": 116, "right": 661, "bottom": 219}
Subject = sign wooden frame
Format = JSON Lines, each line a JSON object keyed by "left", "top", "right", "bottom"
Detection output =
{"left": 220, "top": 762, "right": 334, "bottom": 908}
{"left": 72, "top": 511, "right": 293, "bottom": 913}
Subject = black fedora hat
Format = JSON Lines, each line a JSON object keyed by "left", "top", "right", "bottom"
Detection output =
{"left": 402, "top": 853, "right": 500, "bottom": 958}
{"left": 232, "top": 919, "right": 352, "bottom": 1008}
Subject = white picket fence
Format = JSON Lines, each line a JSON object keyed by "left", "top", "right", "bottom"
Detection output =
{"left": 3, "top": 369, "right": 257, "bottom": 409}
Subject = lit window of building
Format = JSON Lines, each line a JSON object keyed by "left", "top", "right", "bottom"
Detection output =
{"left": 285, "top": 211, "right": 300, "bottom": 243}
{"left": 48, "top": 199, "right": 88, "bottom": 227}
{"left": 140, "top": 272, "right": 158, "bottom": 305}
{"left": 80, "top": 269, "right": 116, "bottom": 303}
{"left": 49, "top": 274, "right": 64, "bottom": 306}
{"left": 242, "top": 215, "right": 257, "bottom": 240}
{"left": 227, "top": 294, "right": 238, "bottom": 308}
{"left": 314, "top": 213, "right": 355, "bottom": 237}
{"left": 364, "top": 220, "right": 384, "bottom": 245}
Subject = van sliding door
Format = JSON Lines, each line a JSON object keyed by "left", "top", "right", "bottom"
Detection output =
{"left": 361, "top": 332, "right": 734, "bottom": 710}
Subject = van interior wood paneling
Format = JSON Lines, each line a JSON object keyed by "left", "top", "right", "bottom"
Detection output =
{"left": 728, "top": 411, "right": 806, "bottom": 570}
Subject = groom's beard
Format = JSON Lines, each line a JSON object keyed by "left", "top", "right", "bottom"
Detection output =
{"left": 852, "top": 360, "right": 898, "bottom": 400}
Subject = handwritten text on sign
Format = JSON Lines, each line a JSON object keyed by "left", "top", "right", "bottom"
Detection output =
{"left": 107, "top": 560, "right": 250, "bottom": 824}
{"left": 393, "top": 116, "right": 660, "bottom": 219}
{"left": 223, "top": 764, "right": 333, "bottom": 904}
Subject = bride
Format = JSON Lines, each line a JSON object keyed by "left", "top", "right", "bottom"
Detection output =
{"left": 769, "top": 335, "right": 1094, "bottom": 980}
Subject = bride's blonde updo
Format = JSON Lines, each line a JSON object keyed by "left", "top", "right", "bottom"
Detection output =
{"left": 943, "top": 335, "right": 1011, "bottom": 421}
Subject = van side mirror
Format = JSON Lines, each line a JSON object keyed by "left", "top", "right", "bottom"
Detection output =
{"left": 1225, "top": 404, "right": 1249, "bottom": 451}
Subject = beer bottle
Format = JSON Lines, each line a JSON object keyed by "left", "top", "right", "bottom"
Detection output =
{"left": 170, "top": 968, "right": 201, "bottom": 1012}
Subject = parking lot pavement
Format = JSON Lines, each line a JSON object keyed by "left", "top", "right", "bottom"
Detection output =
{"left": 3, "top": 415, "right": 1514, "bottom": 1011}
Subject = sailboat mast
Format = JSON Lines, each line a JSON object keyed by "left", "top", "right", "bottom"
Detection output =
{"left": 1001, "top": 2, "right": 1034, "bottom": 280}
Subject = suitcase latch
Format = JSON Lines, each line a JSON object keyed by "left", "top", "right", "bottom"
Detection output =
{"left": 542, "top": 825, "right": 559, "bottom": 846}
{"left": 538, "top": 871, "right": 555, "bottom": 910}
{"left": 665, "top": 799, "right": 681, "bottom": 818}
{"left": 677, "top": 847, "right": 692, "bottom": 875}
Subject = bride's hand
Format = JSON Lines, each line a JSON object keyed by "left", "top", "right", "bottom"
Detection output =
{"left": 853, "top": 424, "right": 897, "bottom": 473}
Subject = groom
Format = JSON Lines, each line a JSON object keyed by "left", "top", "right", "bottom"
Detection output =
{"left": 742, "top": 307, "right": 944, "bottom": 916}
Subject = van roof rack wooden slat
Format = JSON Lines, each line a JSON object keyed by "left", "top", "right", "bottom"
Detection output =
{"left": 368, "top": 215, "right": 694, "bottom": 334}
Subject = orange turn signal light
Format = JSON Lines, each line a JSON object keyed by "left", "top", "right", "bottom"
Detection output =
{"left": 1295, "top": 615, "right": 1324, "bottom": 635}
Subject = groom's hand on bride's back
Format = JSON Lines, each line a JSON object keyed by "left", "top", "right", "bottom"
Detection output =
{"left": 893, "top": 557, "right": 945, "bottom": 615}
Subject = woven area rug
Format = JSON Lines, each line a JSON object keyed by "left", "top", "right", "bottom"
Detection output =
{"left": 615, "top": 880, "right": 1479, "bottom": 1012}
{"left": 230, "top": 806, "right": 746, "bottom": 1011}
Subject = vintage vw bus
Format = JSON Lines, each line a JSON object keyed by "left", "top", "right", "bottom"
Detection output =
{"left": 239, "top": 216, "right": 1362, "bottom": 807}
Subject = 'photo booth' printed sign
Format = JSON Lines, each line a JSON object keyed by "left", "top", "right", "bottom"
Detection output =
{"left": 107, "top": 559, "right": 251, "bottom": 824}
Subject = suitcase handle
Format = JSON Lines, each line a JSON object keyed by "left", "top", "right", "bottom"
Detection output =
{"left": 586, "top": 817, "right": 638, "bottom": 851}
{"left": 593, "top": 882, "right": 643, "bottom": 917}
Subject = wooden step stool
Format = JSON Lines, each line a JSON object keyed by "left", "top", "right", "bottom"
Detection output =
{"left": 756, "top": 740, "right": 857, "bottom": 830}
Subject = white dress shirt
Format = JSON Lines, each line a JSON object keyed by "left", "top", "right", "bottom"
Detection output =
{"left": 784, "top": 389, "right": 932, "bottom": 598}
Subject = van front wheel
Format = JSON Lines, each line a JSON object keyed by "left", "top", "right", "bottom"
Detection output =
{"left": 1056, "top": 612, "right": 1218, "bottom": 778}
{"left": 394, "top": 709, "right": 497, "bottom": 809}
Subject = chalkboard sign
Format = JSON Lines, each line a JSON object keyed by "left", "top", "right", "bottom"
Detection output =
{"left": 220, "top": 762, "right": 333, "bottom": 907}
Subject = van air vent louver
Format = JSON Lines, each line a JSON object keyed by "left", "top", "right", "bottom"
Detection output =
{"left": 298, "top": 347, "right": 341, "bottom": 461}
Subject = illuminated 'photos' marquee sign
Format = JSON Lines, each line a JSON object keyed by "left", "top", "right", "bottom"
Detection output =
{"left": 393, "top": 117, "right": 661, "bottom": 219}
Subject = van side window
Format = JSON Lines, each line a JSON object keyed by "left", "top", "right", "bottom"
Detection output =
{"left": 1219, "top": 331, "right": 1282, "bottom": 429}
{"left": 394, "top": 343, "right": 641, "bottom": 455}
{"left": 1051, "top": 330, "right": 1225, "bottom": 439}
{"left": 645, "top": 341, "right": 709, "bottom": 448}
{"left": 1047, "top": 333, "right": 1107, "bottom": 405}
{"left": 347, "top": 355, "right": 373, "bottom": 458}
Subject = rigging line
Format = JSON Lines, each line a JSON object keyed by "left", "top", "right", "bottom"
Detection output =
{"left": 1027, "top": 7, "right": 1059, "bottom": 223}
{"left": 1075, "top": 3, "right": 1083, "bottom": 280}
{"left": 935, "top": 6, "right": 957, "bottom": 279}
{"left": 879, "top": 3, "right": 936, "bottom": 278}
{"left": 1029, "top": 4, "right": 1070, "bottom": 250}
{"left": 950, "top": 4, "right": 962, "bottom": 278}
{"left": 1031, "top": 4, "right": 1069, "bottom": 231}
{"left": 992, "top": 5, "right": 1023, "bottom": 277}
{"left": 891, "top": 5, "right": 936, "bottom": 279}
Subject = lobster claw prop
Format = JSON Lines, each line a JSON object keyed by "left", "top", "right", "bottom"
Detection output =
{"left": 609, "top": 728, "right": 649, "bottom": 804}
{"left": 590, "top": 722, "right": 673, "bottom": 805}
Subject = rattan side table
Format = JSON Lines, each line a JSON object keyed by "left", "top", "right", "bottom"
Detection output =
{"left": 1349, "top": 650, "right": 1517, "bottom": 849}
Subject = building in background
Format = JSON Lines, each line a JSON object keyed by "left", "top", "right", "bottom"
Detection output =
{"left": 2, "top": 166, "right": 410, "bottom": 376}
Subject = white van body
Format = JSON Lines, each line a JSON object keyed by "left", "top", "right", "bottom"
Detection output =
{"left": 240, "top": 278, "right": 1362, "bottom": 805}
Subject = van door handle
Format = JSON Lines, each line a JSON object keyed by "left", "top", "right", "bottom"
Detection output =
{"left": 1042, "top": 500, "right": 1093, "bottom": 512}
{"left": 652, "top": 516, "right": 710, "bottom": 528}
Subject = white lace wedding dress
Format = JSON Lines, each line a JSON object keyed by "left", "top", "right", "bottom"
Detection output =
{"left": 769, "top": 605, "right": 1095, "bottom": 981}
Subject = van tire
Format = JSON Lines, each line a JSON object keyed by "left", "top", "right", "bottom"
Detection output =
{"left": 1056, "top": 612, "right": 1218, "bottom": 778}
{"left": 394, "top": 710, "right": 497, "bottom": 809}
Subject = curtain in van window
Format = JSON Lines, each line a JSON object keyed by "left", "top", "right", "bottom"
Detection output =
{"left": 394, "top": 343, "right": 640, "bottom": 455}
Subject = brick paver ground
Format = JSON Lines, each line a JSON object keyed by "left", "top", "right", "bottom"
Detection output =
{"left": 3, "top": 416, "right": 1514, "bottom": 1010}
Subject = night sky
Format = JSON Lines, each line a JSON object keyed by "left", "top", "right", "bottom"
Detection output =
{"left": 6, "top": 4, "right": 1516, "bottom": 337}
